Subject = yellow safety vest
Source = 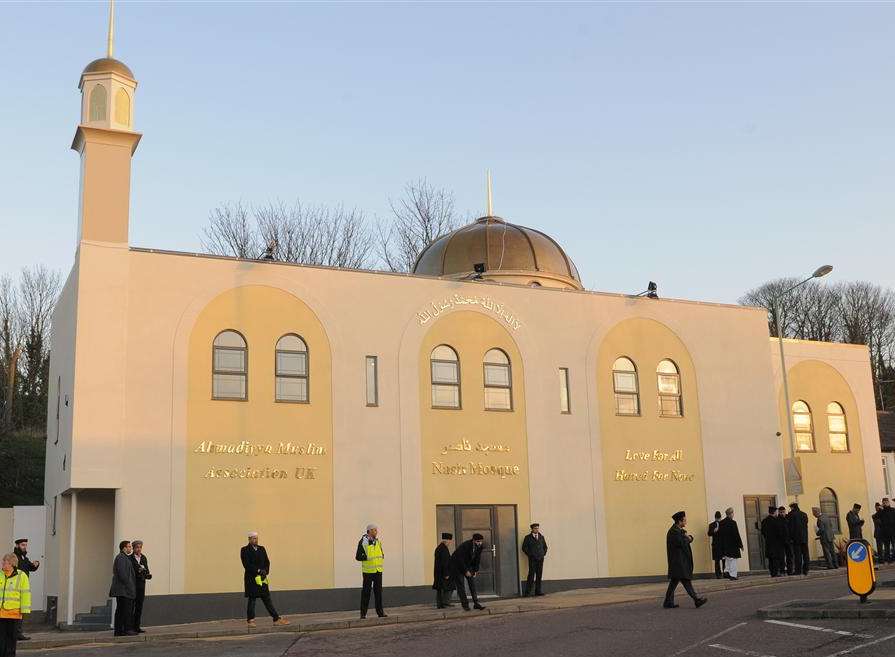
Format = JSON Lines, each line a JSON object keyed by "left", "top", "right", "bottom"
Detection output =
{"left": 361, "top": 539, "right": 384, "bottom": 574}
{"left": 0, "top": 569, "right": 31, "bottom": 618}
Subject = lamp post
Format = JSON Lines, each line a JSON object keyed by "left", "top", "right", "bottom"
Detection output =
{"left": 775, "top": 264, "right": 833, "bottom": 499}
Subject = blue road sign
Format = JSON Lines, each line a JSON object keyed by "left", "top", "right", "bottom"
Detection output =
{"left": 847, "top": 542, "right": 867, "bottom": 563}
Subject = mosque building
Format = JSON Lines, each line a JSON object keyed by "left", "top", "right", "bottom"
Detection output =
{"left": 42, "top": 12, "right": 885, "bottom": 626}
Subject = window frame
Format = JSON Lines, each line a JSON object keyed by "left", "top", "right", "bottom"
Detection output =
{"left": 612, "top": 356, "right": 641, "bottom": 417}
{"left": 430, "top": 345, "right": 461, "bottom": 410}
{"left": 826, "top": 402, "right": 849, "bottom": 453}
{"left": 365, "top": 355, "right": 379, "bottom": 407}
{"left": 483, "top": 348, "right": 513, "bottom": 412}
{"left": 212, "top": 329, "right": 248, "bottom": 401}
{"left": 819, "top": 487, "right": 841, "bottom": 534}
{"left": 275, "top": 334, "right": 309, "bottom": 404}
{"left": 656, "top": 359, "right": 683, "bottom": 418}
{"left": 792, "top": 400, "right": 815, "bottom": 452}
{"left": 559, "top": 367, "right": 571, "bottom": 414}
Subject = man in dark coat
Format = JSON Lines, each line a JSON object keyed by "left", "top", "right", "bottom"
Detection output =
{"left": 846, "top": 504, "right": 864, "bottom": 540}
{"left": 872, "top": 502, "right": 884, "bottom": 562}
{"left": 130, "top": 540, "right": 152, "bottom": 633}
{"left": 880, "top": 498, "right": 895, "bottom": 563}
{"left": 521, "top": 522, "right": 548, "bottom": 596}
{"left": 433, "top": 533, "right": 453, "bottom": 608}
{"left": 787, "top": 502, "right": 810, "bottom": 576}
{"left": 240, "top": 532, "right": 289, "bottom": 627}
{"left": 718, "top": 507, "right": 743, "bottom": 580}
{"left": 777, "top": 506, "right": 794, "bottom": 575}
{"left": 449, "top": 534, "right": 486, "bottom": 611}
{"left": 707, "top": 512, "right": 723, "bottom": 578}
{"left": 663, "top": 511, "right": 707, "bottom": 609}
{"left": 109, "top": 540, "right": 138, "bottom": 636}
{"left": 760, "top": 507, "right": 784, "bottom": 576}
{"left": 13, "top": 538, "right": 39, "bottom": 641}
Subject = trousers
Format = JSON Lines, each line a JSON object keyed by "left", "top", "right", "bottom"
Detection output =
{"left": 664, "top": 579, "right": 697, "bottom": 605}
{"left": 524, "top": 558, "right": 544, "bottom": 595}
{"left": 113, "top": 597, "right": 134, "bottom": 635}
{"left": 783, "top": 543, "right": 795, "bottom": 575}
{"left": 247, "top": 591, "right": 280, "bottom": 621}
{"left": 820, "top": 538, "right": 838, "bottom": 569}
{"left": 360, "top": 572, "right": 384, "bottom": 617}
{"left": 723, "top": 557, "right": 738, "bottom": 578}
{"left": 792, "top": 543, "right": 810, "bottom": 575}
{"left": 451, "top": 569, "right": 480, "bottom": 609}
{"left": 0, "top": 618, "right": 17, "bottom": 657}
{"left": 133, "top": 586, "right": 145, "bottom": 630}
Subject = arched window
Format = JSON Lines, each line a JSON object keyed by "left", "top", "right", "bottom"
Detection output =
{"left": 89, "top": 84, "right": 107, "bottom": 122}
{"left": 483, "top": 348, "right": 512, "bottom": 411}
{"left": 819, "top": 487, "right": 841, "bottom": 534}
{"left": 431, "top": 345, "right": 460, "bottom": 409}
{"left": 792, "top": 400, "right": 814, "bottom": 452}
{"left": 612, "top": 357, "right": 639, "bottom": 416}
{"left": 114, "top": 88, "right": 131, "bottom": 126}
{"left": 275, "top": 334, "right": 308, "bottom": 402}
{"left": 826, "top": 402, "right": 848, "bottom": 452}
{"left": 212, "top": 330, "right": 247, "bottom": 400}
{"left": 657, "top": 359, "right": 682, "bottom": 417}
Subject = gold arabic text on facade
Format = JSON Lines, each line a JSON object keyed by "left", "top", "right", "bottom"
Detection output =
{"left": 417, "top": 294, "right": 522, "bottom": 331}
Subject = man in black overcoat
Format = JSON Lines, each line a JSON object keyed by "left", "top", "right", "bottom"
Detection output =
{"left": 707, "top": 512, "right": 723, "bottom": 578}
{"left": 872, "top": 502, "right": 884, "bottom": 562}
{"left": 449, "top": 534, "right": 486, "bottom": 611}
{"left": 433, "top": 533, "right": 454, "bottom": 608}
{"left": 881, "top": 498, "right": 895, "bottom": 563}
{"left": 240, "top": 532, "right": 289, "bottom": 627}
{"left": 130, "top": 540, "right": 152, "bottom": 633}
{"left": 760, "top": 507, "right": 784, "bottom": 576}
{"left": 13, "top": 538, "right": 39, "bottom": 641}
{"left": 718, "top": 507, "right": 743, "bottom": 580}
{"left": 663, "top": 511, "right": 707, "bottom": 609}
{"left": 521, "top": 522, "right": 548, "bottom": 596}
{"left": 109, "top": 540, "right": 138, "bottom": 636}
{"left": 777, "top": 506, "right": 794, "bottom": 575}
{"left": 787, "top": 502, "right": 810, "bottom": 576}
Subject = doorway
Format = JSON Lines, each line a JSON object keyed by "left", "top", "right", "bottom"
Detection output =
{"left": 743, "top": 495, "right": 777, "bottom": 571}
{"left": 436, "top": 505, "right": 519, "bottom": 597}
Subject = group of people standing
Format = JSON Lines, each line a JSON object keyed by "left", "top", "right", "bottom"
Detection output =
{"left": 0, "top": 538, "right": 38, "bottom": 656}
{"left": 108, "top": 540, "right": 152, "bottom": 636}
{"left": 871, "top": 498, "right": 895, "bottom": 563}
{"left": 707, "top": 508, "right": 744, "bottom": 580}
{"left": 757, "top": 503, "right": 816, "bottom": 576}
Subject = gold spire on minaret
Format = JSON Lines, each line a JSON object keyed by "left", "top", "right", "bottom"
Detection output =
{"left": 107, "top": 0, "right": 115, "bottom": 58}
{"left": 486, "top": 169, "right": 493, "bottom": 216}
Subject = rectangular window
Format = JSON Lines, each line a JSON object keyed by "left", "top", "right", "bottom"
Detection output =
{"left": 559, "top": 368, "right": 570, "bottom": 414}
{"left": 884, "top": 457, "right": 892, "bottom": 497}
{"left": 365, "top": 356, "right": 378, "bottom": 407}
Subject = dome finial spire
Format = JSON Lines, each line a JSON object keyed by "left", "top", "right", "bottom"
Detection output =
{"left": 107, "top": 0, "right": 115, "bottom": 58}
{"left": 486, "top": 169, "right": 493, "bottom": 216}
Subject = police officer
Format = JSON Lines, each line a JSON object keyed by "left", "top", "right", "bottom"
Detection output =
{"left": 356, "top": 524, "right": 387, "bottom": 619}
{"left": 12, "top": 539, "right": 38, "bottom": 641}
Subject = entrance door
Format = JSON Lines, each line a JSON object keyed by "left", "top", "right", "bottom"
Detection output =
{"left": 436, "top": 505, "right": 519, "bottom": 597}
{"left": 743, "top": 495, "right": 777, "bottom": 571}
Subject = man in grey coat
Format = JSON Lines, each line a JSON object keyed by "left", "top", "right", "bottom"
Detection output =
{"left": 846, "top": 504, "right": 864, "bottom": 540}
{"left": 109, "top": 540, "right": 138, "bottom": 636}
{"left": 812, "top": 507, "right": 838, "bottom": 569}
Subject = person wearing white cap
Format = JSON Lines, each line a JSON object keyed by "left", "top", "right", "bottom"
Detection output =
{"left": 240, "top": 532, "right": 289, "bottom": 627}
{"left": 355, "top": 524, "right": 386, "bottom": 618}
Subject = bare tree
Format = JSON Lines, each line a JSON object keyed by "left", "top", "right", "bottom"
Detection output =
{"left": 0, "top": 275, "right": 22, "bottom": 431}
{"left": 18, "top": 266, "right": 61, "bottom": 428}
{"left": 738, "top": 277, "right": 803, "bottom": 337}
{"left": 377, "top": 179, "right": 462, "bottom": 273}
{"left": 200, "top": 201, "right": 260, "bottom": 259}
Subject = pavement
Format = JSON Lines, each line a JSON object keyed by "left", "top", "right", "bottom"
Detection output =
{"left": 18, "top": 566, "right": 872, "bottom": 652}
{"left": 760, "top": 568, "right": 895, "bottom": 619}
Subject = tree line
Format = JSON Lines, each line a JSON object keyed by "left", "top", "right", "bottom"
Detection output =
{"left": 740, "top": 279, "right": 895, "bottom": 410}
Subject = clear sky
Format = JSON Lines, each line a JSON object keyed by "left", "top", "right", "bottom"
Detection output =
{"left": 1, "top": 1, "right": 893, "bottom": 303}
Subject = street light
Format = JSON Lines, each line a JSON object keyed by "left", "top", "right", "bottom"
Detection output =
{"left": 775, "top": 264, "right": 834, "bottom": 499}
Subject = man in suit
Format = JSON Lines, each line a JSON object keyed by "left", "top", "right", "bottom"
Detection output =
{"left": 846, "top": 504, "right": 865, "bottom": 540}
{"left": 881, "top": 498, "right": 895, "bottom": 563}
{"left": 663, "top": 511, "right": 707, "bottom": 609}
{"left": 130, "top": 540, "right": 152, "bottom": 633}
{"left": 760, "top": 507, "right": 784, "bottom": 576}
{"left": 240, "top": 532, "right": 289, "bottom": 627}
{"left": 787, "top": 502, "right": 810, "bottom": 576}
{"left": 433, "top": 533, "right": 453, "bottom": 608}
{"left": 109, "top": 541, "right": 138, "bottom": 636}
{"left": 707, "top": 512, "right": 723, "bottom": 579}
{"left": 521, "top": 522, "right": 548, "bottom": 596}
{"left": 872, "top": 502, "right": 885, "bottom": 562}
{"left": 777, "top": 506, "right": 794, "bottom": 575}
{"left": 450, "top": 534, "right": 486, "bottom": 611}
{"left": 718, "top": 507, "right": 743, "bottom": 580}
{"left": 12, "top": 539, "right": 39, "bottom": 641}
{"left": 813, "top": 507, "right": 838, "bottom": 569}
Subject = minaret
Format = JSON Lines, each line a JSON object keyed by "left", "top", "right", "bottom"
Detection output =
{"left": 71, "top": 0, "right": 141, "bottom": 245}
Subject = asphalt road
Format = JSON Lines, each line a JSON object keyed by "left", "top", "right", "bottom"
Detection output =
{"left": 27, "top": 572, "right": 895, "bottom": 657}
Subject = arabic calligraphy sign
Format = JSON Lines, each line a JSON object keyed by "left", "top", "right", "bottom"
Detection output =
{"left": 417, "top": 294, "right": 522, "bottom": 331}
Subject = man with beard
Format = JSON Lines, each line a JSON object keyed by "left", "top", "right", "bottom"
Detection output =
{"left": 449, "top": 534, "right": 487, "bottom": 611}
{"left": 433, "top": 533, "right": 453, "bottom": 609}
{"left": 718, "top": 507, "right": 743, "bottom": 580}
{"left": 760, "top": 507, "right": 784, "bottom": 576}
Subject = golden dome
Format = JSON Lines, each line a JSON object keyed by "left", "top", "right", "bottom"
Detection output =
{"left": 413, "top": 216, "right": 582, "bottom": 290}
{"left": 82, "top": 57, "right": 134, "bottom": 80}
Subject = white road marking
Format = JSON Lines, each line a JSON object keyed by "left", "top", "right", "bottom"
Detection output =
{"left": 668, "top": 622, "right": 748, "bottom": 656}
{"left": 708, "top": 643, "right": 778, "bottom": 657}
{"left": 764, "top": 619, "right": 873, "bottom": 639}
{"left": 824, "top": 632, "right": 895, "bottom": 656}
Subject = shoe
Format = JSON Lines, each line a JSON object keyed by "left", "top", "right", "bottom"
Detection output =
{"left": 695, "top": 598, "right": 707, "bottom": 608}
{"left": 247, "top": 619, "right": 257, "bottom": 627}
{"left": 136, "top": 629, "right": 146, "bottom": 634}
{"left": 473, "top": 603, "right": 486, "bottom": 610}
{"left": 437, "top": 605, "right": 446, "bottom": 609}
{"left": 462, "top": 606, "right": 471, "bottom": 611}
{"left": 273, "top": 618, "right": 290, "bottom": 626}
{"left": 17, "top": 635, "right": 30, "bottom": 641}
{"left": 522, "top": 592, "right": 530, "bottom": 597}
{"left": 728, "top": 576, "right": 738, "bottom": 581}
{"left": 535, "top": 592, "right": 545, "bottom": 596}
{"left": 125, "top": 631, "right": 139, "bottom": 636}
{"left": 377, "top": 613, "right": 388, "bottom": 618}
{"left": 663, "top": 602, "right": 679, "bottom": 609}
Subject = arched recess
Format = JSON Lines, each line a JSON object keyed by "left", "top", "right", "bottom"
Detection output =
{"left": 89, "top": 83, "right": 107, "bottom": 121}
{"left": 595, "top": 317, "right": 706, "bottom": 577}
{"left": 185, "top": 285, "right": 333, "bottom": 593}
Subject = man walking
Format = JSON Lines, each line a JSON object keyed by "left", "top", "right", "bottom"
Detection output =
{"left": 718, "top": 507, "right": 743, "bottom": 580}
{"left": 846, "top": 504, "right": 864, "bottom": 540}
{"left": 12, "top": 538, "right": 39, "bottom": 641}
{"left": 521, "top": 522, "right": 548, "bottom": 596}
{"left": 109, "top": 541, "right": 138, "bottom": 636}
{"left": 777, "top": 506, "right": 794, "bottom": 575}
{"left": 813, "top": 507, "right": 838, "bottom": 569}
{"left": 356, "top": 524, "right": 386, "bottom": 619}
{"left": 881, "top": 498, "right": 895, "bottom": 563}
{"left": 130, "top": 540, "right": 152, "bottom": 633}
{"left": 787, "top": 502, "right": 810, "bottom": 576}
{"left": 708, "top": 512, "right": 723, "bottom": 579}
{"left": 760, "top": 507, "right": 783, "bottom": 576}
{"left": 450, "top": 533, "right": 487, "bottom": 611}
{"left": 433, "top": 533, "right": 453, "bottom": 609}
{"left": 240, "top": 532, "right": 289, "bottom": 627}
{"left": 663, "top": 511, "right": 707, "bottom": 609}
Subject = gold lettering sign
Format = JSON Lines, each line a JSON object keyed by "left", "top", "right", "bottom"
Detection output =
{"left": 432, "top": 460, "right": 521, "bottom": 479}
{"left": 615, "top": 449, "right": 694, "bottom": 482}
{"left": 416, "top": 294, "right": 522, "bottom": 331}
{"left": 194, "top": 440, "right": 327, "bottom": 456}
{"left": 440, "top": 438, "right": 512, "bottom": 455}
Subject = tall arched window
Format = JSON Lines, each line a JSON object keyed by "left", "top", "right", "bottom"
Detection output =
{"left": 212, "top": 330, "right": 247, "bottom": 400}
{"left": 827, "top": 402, "right": 848, "bottom": 452}
{"left": 819, "top": 487, "right": 841, "bottom": 534}
{"left": 792, "top": 400, "right": 814, "bottom": 452}
{"left": 275, "top": 334, "right": 308, "bottom": 402}
{"left": 89, "top": 84, "right": 107, "bottom": 121}
{"left": 612, "top": 357, "right": 639, "bottom": 416}
{"left": 657, "top": 359, "right": 682, "bottom": 417}
{"left": 431, "top": 345, "right": 460, "bottom": 409}
{"left": 114, "top": 88, "right": 131, "bottom": 126}
{"left": 483, "top": 348, "right": 512, "bottom": 411}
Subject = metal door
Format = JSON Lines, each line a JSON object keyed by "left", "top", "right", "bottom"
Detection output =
{"left": 743, "top": 495, "right": 777, "bottom": 571}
